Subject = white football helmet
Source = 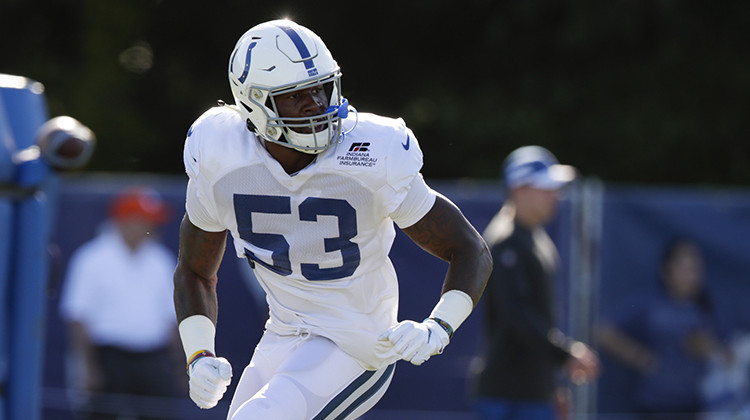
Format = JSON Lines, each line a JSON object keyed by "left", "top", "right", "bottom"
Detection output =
{"left": 228, "top": 20, "right": 348, "bottom": 154}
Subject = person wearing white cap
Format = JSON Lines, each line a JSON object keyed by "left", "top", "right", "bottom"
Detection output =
{"left": 472, "top": 146, "right": 600, "bottom": 420}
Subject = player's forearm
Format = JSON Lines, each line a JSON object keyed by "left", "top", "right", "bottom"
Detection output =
{"left": 173, "top": 215, "right": 226, "bottom": 323}
{"left": 441, "top": 239, "right": 492, "bottom": 305}
{"left": 174, "top": 266, "right": 220, "bottom": 367}
{"left": 173, "top": 265, "right": 219, "bottom": 323}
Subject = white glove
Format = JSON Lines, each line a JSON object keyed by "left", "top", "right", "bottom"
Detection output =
{"left": 378, "top": 319, "right": 450, "bottom": 366}
{"left": 188, "top": 356, "right": 233, "bottom": 409}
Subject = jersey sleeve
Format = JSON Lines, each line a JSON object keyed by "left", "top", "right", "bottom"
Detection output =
{"left": 185, "top": 178, "right": 224, "bottom": 232}
{"left": 182, "top": 110, "right": 226, "bottom": 232}
{"left": 381, "top": 121, "right": 436, "bottom": 228}
{"left": 390, "top": 174, "right": 436, "bottom": 228}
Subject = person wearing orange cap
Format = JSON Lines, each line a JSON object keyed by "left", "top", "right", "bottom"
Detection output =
{"left": 59, "top": 186, "right": 181, "bottom": 420}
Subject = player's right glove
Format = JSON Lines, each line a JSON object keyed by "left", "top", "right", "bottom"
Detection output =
{"left": 188, "top": 355, "right": 233, "bottom": 409}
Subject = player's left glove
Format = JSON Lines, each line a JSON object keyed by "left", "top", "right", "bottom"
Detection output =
{"left": 378, "top": 319, "right": 450, "bottom": 366}
{"left": 379, "top": 289, "right": 474, "bottom": 366}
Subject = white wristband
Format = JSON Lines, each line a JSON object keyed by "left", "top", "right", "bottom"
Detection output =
{"left": 428, "top": 289, "right": 474, "bottom": 333}
{"left": 178, "top": 314, "right": 216, "bottom": 361}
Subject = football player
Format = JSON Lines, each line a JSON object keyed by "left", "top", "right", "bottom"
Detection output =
{"left": 173, "top": 19, "right": 492, "bottom": 419}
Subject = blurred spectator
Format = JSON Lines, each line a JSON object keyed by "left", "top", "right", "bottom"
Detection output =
{"left": 59, "top": 186, "right": 181, "bottom": 420}
{"left": 472, "top": 146, "right": 600, "bottom": 420}
{"left": 596, "top": 239, "right": 729, "bottom": 420}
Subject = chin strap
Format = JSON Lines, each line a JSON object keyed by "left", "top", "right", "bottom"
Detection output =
{"left": 337, "top": 100, "right": 358, "bottom": 143}
{"left": 325, "top": 97, "right": 350, "bottom": 119}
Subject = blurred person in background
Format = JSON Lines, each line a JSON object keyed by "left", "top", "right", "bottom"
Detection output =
{"left": 59, "top": 186, "right": 182, "bottom": 420}
{"left": 596, "top": 239, "right": 729, "bottom": 420}
{"left": 473, "top": 146, "right": 600, "bottom": 420}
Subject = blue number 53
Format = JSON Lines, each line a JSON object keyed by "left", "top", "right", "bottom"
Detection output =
{"left": 234, "top": 194, "right": 361, "bottom": 281}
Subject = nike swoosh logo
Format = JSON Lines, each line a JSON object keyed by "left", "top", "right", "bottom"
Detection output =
{"left": 401, "top": 135, "right": 410, "bottom": 150}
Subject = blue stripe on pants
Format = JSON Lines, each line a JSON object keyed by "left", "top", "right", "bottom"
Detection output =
{"left": 313, "top": 363, "right": 395, "bottom": 420}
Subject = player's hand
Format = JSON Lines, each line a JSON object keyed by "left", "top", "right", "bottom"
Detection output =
{"left": 378, "top": 319, "right": 450, "bottom": 366}
{"left": 188, "top": 356, "right": 233, "bottom": 409}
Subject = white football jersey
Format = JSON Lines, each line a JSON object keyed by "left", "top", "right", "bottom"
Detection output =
{"left": 183, "top": 106, "right": 436, "bottom": 369}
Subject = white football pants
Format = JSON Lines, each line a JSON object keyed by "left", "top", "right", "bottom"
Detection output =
{"left": 227, "top": 331, "right": 395, "bottom": 420}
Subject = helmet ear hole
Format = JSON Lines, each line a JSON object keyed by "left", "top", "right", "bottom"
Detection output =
{"left": 239, "top": 103, "right": 257, "bottom": 132}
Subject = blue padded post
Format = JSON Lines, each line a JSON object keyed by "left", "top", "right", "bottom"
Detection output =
{"left": 0, "top": 74, "right": 52, "bottom": 420}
